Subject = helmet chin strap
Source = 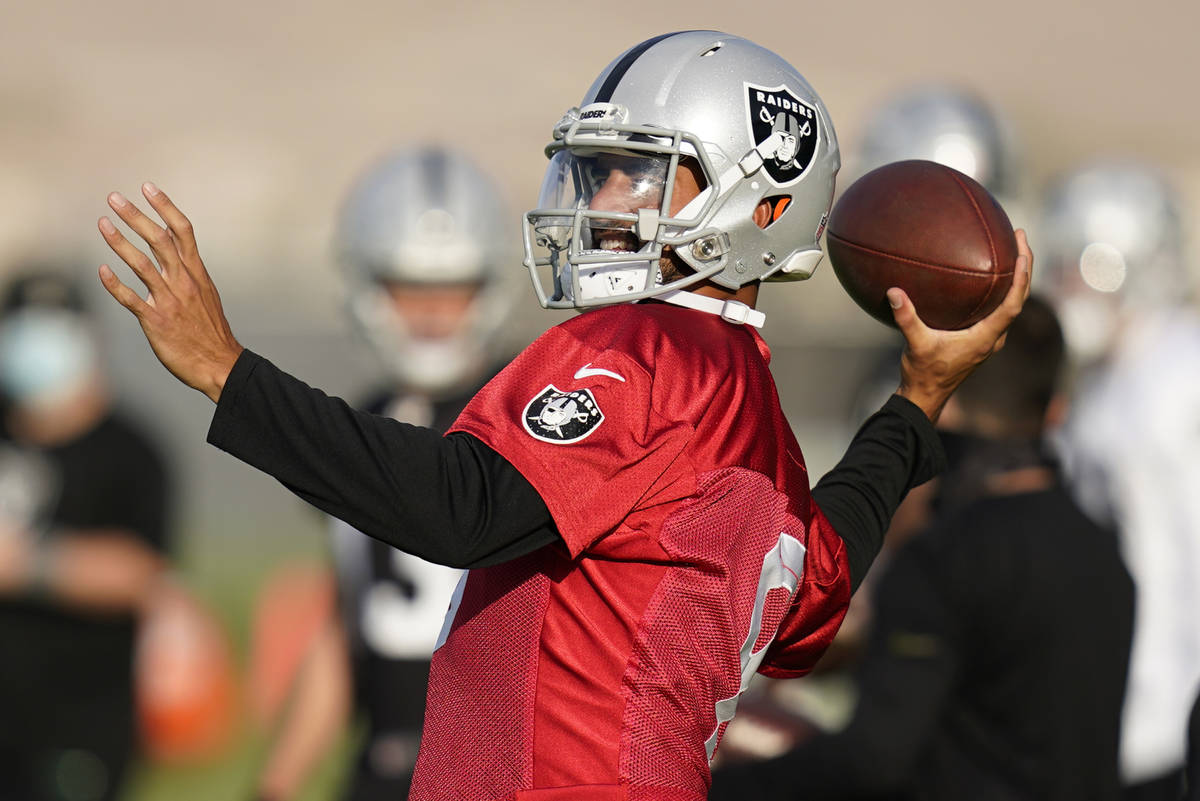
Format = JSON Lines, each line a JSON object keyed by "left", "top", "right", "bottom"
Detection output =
{"left": 656, "top": 288, "right": 766, "bottom": 328}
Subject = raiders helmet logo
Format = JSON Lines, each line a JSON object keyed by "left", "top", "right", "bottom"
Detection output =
{"left": 522, "top": 384, "right": 604, "bottom": 444}
{"left": 745, "top": 83, "right": 820, "bottom": 186}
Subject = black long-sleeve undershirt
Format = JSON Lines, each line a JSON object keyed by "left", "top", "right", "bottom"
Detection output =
{"left": 208, "top": 350, "right": 558, "bottom": 568}
{"left": 812, "top": 394, "right": 945, "bottom": 587}
{"left": 207, "top": 350, "right": 943, "bottom": 584}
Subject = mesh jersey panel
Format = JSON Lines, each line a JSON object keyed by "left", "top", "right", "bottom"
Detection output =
{"left": 619, "top": 468, "right": 808, "bottom": 794}
{"left": 412, "top": 550, "right": 552, "bottom": 799}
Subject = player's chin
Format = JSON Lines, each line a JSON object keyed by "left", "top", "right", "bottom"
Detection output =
{"left": 658, "top": 251, "right": 689, "bottom": 284}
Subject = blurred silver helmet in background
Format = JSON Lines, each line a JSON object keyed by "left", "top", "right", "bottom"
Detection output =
{"left": 336, "top": 147, "right": 517, "bottom": 394}
{"left": 524, "top": 30, "right": 840, "bottom": 325}
{"left": 856, "top": 84, "right": 1017, "bottom": 197}
{"left": 1038, "top": 161, "right": 1188, "bottom": 361}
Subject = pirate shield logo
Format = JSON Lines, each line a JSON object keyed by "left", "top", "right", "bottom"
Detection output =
{"left": 522, "top": 385, "right": 604, "bottom": 444}
{"left": 746, "top": 83, "right": 820, "bottom": 186}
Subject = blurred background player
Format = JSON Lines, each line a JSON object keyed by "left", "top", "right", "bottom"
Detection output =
{"left": 0, "top": 269, "right": 173, "bottom": 801}
{"left": 1041, "top": 160, "right": 1200, "bottom": 801}
{"left": 253, "top": 146, "right": 520, "bottom": 801}
{"left": 710, "top": 296, "right": 1135, "bottom": 800}
{"left": 853, "top": 84, "right": 1022, "bottom": 212}
{"left": 714, "top": 83, "right": 1031, "bottom": 761}
{"left": 844, "top": 81, "right": 1025, "bottom": 551}
{"left": 837, "top": 80, "right": 1025, "bottom": 612}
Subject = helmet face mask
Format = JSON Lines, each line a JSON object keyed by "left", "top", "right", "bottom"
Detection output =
{"left": 349, "top": 281, "right": 492, "bottom": 394}
{"left": 523, "top": 32, "right": 840, "bottom": 317}
{"left": 526, "top": 114, "right": 731, "bottom": 307}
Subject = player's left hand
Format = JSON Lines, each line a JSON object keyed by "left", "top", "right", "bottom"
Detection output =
{"left": 98, "top": 184, "right": 243, "bottom": 403}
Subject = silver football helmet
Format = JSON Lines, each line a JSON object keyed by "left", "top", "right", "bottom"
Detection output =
{"left": 336, "top": 148, "right": 516, "bottom": 394}
{"left": 856, "top": 84, "right": 1016, "bottom": 196}
{"left": 524, "top": 31, "right": 840, "bottom": 326}
{"left": 1038, "top": 161, "right": 1188, "bottom": 361}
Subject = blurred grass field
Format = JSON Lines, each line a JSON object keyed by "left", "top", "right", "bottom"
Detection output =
{"left": 125, "top": 728, "right": 356, "bottom": 801}
{"left": 124, "top": 521, "right": 355, "bottom": 801}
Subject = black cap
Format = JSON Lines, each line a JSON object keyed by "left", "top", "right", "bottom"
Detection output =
{"left": 1, "top": 270, "right": 87, "bottom": 316}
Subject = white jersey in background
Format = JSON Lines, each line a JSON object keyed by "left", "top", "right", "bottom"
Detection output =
{"left": 1060, "top": 307, "right": 1200, "bottom": 784}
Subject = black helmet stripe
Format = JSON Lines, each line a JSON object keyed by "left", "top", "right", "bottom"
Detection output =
{"left": 418, "top": 147, "right": 449, "bottom": 209}
{"left": 593, "top": 31, "right": 696, "bottom": 103}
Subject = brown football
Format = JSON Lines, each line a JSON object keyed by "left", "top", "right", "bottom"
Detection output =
{"left": 826, "top": 159, "right": 1017, "bottom": 330}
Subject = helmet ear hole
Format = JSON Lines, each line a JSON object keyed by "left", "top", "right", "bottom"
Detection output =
{"left": 759, "top": 196, "right": 791, "bottom": 229}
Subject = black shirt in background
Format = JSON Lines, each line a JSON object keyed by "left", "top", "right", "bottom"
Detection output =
{"left": 710, "top": 461, "right": 1135, "bottom": 801}
{"left": 336, "top": 382, "right": 486, "bottom": 715}
{"left": 1186, "top": 692, "right": 1200, "bottom": 800}
{"left": 332, "top": 383, "right": 491, "bottom": 800}
{"left": 0, "top": 412, "right": 171, "bottom": 746}
{"left": 208, "top": 350, "right": 944, "bottom": 589}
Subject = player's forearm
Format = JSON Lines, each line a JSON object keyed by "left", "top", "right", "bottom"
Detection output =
{"left": 207, "top": 350, "right": 558, "bottom": 567}
{"left": 51, "top": 533, "right": 166, "bottom": 611}
{"left": 1, "top": 530, "right": 165, "bottom": 612}
{"left": 257, "top": 620, "right": 352, "bottom": 801}
{"left": 811, "top": 395, "right": 945, "bottom": 591}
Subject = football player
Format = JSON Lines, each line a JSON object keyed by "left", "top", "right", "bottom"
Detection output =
{"left": 96, "top": 31, "right": 1030, "bottom": 800}
{"left": 1043, "top": 161, "right": 1200, "bottom": 801}
{"left": 854, "top": 84, "right": 1019, "bottom": 196}
{"left": 710, "top": 297, "right": 1136, "bottom": 800}
{"left": 254, "top": 147, "right": 519, "bottom": 801}
{"left": 765, "top": 81, "right": 1031, "bottom": 717}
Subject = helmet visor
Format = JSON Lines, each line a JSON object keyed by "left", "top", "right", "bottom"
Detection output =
{"left": 533, "top": 150, "right": 670, "bottom": 253}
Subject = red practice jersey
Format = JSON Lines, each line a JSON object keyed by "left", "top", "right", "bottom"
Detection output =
{"left": 412, "top": 303, "right": 851, "bottom": 800}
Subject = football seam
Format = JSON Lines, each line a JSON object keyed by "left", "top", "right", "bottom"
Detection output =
{"left": 826, "top": 233, "right": 1015, "bottom": 277}
{"left": 946, "top": 170, "right": 1001, "bottom": 323}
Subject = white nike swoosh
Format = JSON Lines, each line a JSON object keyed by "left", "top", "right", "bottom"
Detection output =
{"left": 574, "top": 363, "right": 626, "bottom": 382}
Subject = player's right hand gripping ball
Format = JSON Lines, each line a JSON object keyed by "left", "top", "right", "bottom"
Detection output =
{"left": 826, "top": 159, "right": 1017, "bottom": 330}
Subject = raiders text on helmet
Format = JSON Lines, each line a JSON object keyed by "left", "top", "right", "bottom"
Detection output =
{"left": 523, "top": 31, "right": 841, "bottom": 326}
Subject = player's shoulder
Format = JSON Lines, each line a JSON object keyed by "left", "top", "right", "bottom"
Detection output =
{"left": 924, "top": 483, "right": 1108, "bottom": 567}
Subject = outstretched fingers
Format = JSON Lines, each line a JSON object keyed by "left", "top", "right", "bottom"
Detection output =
{"left": 141, "top": 182, "right": 202, "bottom": 266}
{"left": 107, "top": 192, "right": 184, "bottom": 280}
{"left": 98, "top": 216, "right": 170, "bottom": 300}
{"left": 98, "top": 264, "right": 151, "bottom": 317}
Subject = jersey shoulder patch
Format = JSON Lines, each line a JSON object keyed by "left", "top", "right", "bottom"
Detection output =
{"left": 522, "top": 384, "right": 604, "bottom": 444}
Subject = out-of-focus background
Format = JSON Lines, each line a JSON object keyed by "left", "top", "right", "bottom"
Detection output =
{"left": 1, "top": 0, "right": 1197, "bottom": 798}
